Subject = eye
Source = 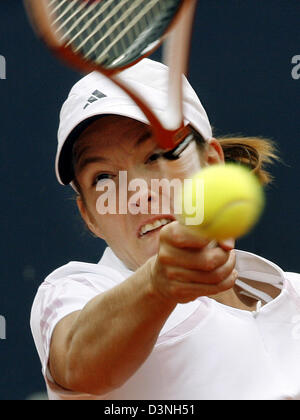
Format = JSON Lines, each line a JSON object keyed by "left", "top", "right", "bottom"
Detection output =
{"left": 146, "top": 152, "right": 162, "bottom": 164}
{"left": 93, "top": 173, "right": 114, "bottom": 186}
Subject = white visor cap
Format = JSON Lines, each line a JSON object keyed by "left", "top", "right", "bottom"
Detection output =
{"left": 56, "top": 58, "right": 212, "bottom": 185}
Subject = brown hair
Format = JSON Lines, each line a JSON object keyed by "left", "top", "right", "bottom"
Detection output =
{"left": 216, "top": 136, "right": 279, "bottom": 185}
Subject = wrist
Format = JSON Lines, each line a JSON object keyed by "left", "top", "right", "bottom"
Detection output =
{"left": 146, "top": 255, "right": 177, "bottom": 311}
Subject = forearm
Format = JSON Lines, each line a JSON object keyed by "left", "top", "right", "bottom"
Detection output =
{"left": 65, "top": 256, "right": 176, "bottom": 395}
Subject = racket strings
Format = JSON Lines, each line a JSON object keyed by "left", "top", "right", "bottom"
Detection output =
{"left": 82, "top": 0, "right": 162, "bottom": 63}
{"left": 52, "top": 0, "right": 160, "bottom": 61}
{"left": 73, "top": 0, "right": 140, "bottom": 54}
{"left": 47, "top": 0, "right": 182, "bottom": 68}
{"left": 49, "top": 0, "right": 102, "bottom": 48}
{"left": 53, "top": 2, "right": 90, "bottom": 35}
{"left": 51, "top": 0, "right": 78, "bottom": 24}
{"left": 59, "top": 0, "right": 121, "bottom": 44}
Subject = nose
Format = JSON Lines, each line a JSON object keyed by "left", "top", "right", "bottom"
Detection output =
{"left": 127, "top": 179, "right": 158, "bottom": 215}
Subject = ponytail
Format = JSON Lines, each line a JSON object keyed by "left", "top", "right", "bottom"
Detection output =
{"left": 217, "top": 136, "right": 279, "bottom": 185}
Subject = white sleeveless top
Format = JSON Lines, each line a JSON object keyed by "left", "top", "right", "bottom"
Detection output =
{"left": 30, "top": 248, "right": 300, "bottom": 400}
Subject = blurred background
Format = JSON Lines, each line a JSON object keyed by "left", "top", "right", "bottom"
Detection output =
{"left": 0, "top": 0, "right": 299, "bottom": 400}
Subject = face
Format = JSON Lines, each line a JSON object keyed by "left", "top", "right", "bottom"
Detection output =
{"left": 74, "top": 115, "right": 224, "bottom": 271}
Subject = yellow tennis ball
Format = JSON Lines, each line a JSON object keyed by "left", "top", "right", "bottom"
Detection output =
{"left": 177, "top": 163, "right": 265, "bottom": 241}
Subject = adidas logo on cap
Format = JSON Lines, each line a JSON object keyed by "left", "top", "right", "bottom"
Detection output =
{"left": 84, "top": 90, "right": 107, "bottom": 109}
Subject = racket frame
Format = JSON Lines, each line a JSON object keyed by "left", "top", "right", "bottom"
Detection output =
{"left": 24, "top": 0, "right": 198, "bottom": 150}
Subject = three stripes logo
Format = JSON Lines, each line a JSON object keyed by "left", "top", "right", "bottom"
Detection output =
{"left": 84, "top": 90, "right": 107, "bottom": 109}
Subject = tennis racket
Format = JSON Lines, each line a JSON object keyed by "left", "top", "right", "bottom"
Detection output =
{"left": 24, "top": 0, "right": 199, "bottom": 158}
{"left": 23, "top": 1, "right": 264, "bottom": 282}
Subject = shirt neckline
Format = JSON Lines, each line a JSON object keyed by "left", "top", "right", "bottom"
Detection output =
{"left": 99, "top": 247, "right": 287, "bottom": 318}
{"left": 210, "top": 287, "right": 288, "bottom": 319}
{"left": 212, "top": 249, "right": 287, "bottom": 317}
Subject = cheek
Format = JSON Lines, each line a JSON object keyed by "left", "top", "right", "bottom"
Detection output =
{"left": 93, "top": 211, "right": 131, "bottom": 242}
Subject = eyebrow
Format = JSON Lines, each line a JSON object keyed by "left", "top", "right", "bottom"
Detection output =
{"left": 135, "top": 129, "right": 152, "bottom": 146}
{"left": 75, "top": 129, "right": 153, "bottom": 174}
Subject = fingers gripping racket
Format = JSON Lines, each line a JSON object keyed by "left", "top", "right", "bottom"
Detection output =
{"left": 24, "top": 0, "right": 199, "bottom": 159}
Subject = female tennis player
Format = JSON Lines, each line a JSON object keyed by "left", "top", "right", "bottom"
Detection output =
{"left": 31, "top": 59, "right": 300, "bottom": 400}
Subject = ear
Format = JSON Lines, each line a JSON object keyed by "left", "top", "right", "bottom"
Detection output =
{"left": 76, "top": 196, "right": 106, "bottom": 240}
{"left": 204, "top": 138, "right": 225, "bottom": 166}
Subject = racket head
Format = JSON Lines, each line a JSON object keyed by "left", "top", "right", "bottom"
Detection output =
{"left": 24, "top": 0, "right": 185, "bottom": 76}
{"left": 24, "top": 0, "right": 195, "bottom": 149}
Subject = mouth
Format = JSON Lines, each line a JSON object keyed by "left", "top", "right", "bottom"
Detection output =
{"left": 137, "top": 216, "right": 175, "bottom": 238}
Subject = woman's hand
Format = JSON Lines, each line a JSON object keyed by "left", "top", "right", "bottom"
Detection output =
{"left": 150, "top": 221, "right": 238, "bottom": 304}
